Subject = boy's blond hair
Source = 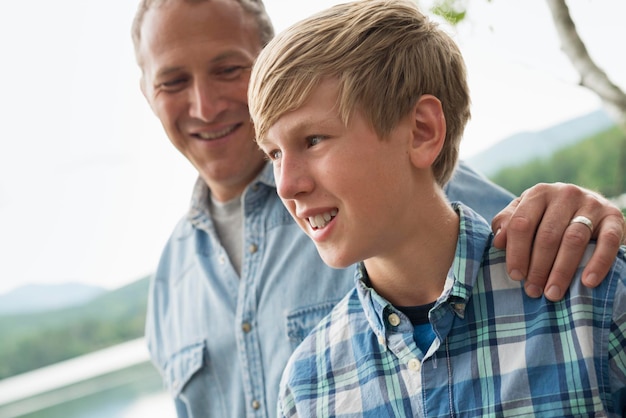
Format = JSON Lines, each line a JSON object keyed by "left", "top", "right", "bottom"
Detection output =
{"left": 248, "top": 0, "right": 470, "bottom": 185}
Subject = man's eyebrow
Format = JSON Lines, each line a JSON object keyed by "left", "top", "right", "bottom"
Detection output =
{"left": 154, "top": 51, "right": 253, "bottom": 80}
{"left": 155, "top": 66, "right": 183, "bottom": 79}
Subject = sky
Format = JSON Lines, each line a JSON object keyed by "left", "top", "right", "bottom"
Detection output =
{"left": 0, "top": 0, "right": 624, "bottom": 296}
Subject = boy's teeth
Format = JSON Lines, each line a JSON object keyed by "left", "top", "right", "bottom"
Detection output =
{"left": 308, "top": 209, "right": 338, "bottom": 229}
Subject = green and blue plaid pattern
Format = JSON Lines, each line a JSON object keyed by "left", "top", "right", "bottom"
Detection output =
{"left": 278, "top": 203, "right": 626, "bottom": 417}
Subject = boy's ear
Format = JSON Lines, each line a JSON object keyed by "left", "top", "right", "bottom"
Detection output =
{"left": 408, "top": 94, "right": 446, "bottom": 169}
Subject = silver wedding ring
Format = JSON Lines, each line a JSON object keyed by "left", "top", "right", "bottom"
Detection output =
{"left": 569, "top": 215, "right": 593, "bottom": 233}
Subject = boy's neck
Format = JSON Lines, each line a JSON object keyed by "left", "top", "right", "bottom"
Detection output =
{"left": 363, "top": 191, "right": 459, "bottom": 307}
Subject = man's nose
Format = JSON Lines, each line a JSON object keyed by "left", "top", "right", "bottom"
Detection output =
{"left": 188, "top": 79, "right": 222, "bottom": 122}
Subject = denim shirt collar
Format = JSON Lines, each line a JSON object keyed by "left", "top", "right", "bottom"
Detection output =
{"left": 187, "top": 163, "right": 275, "bottom": 229}
{"left": 355, "top": 202, "right": 493, "bottom": 343}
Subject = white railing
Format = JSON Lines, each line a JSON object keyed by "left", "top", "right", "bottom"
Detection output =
{"left": 0, "top": 338, "right": 173, "bottom": 418}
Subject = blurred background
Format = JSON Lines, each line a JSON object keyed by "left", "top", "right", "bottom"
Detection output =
{"left": 0, "top": 0, "right": 624, "bottom": 417}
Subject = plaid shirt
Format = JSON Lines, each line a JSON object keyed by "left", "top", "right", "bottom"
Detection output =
{"left": 278, "top": 203, "right": 626, "bottom": 417}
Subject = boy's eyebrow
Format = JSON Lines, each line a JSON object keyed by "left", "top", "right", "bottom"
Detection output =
{"left": 256, "top": 115, "right": 337, "bottom": 146}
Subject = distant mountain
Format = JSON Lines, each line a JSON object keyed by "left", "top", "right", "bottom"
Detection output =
{"left": 0, "top": 277, "right": 150, "bottom": 379}
{"left": 0, "top": 282, "right": 106, "bottom": 314}
{"left": 467, "top": 108, "right": 615, "bottom": 176}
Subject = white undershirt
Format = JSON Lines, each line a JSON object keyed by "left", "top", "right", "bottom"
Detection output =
{"left": 209, "top": 194, "right": 243, "bottom": 277}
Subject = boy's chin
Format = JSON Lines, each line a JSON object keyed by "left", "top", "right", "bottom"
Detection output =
{"left": 318, "top": 250, "right": 354, "bottom": 270}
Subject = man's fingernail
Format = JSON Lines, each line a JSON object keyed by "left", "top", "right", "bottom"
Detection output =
{"left": 585, "top": 273, "right": 598, "bottom": 287}
{"left": 510, "top": 269, "right": 524, "bottom": 281}
{"left": 545, "top": 285, "right": 562, "bottom": 301}
{"left": 525, "top": 283, "right": 543, "bottom": 298}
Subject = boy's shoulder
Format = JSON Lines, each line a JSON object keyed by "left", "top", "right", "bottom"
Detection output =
{"left": 481, "top": 242, "right": 626, "bottom": 310}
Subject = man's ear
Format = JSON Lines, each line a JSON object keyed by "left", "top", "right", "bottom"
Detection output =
{"left": 408, "top": 94, "right": 446, "bottom": 169}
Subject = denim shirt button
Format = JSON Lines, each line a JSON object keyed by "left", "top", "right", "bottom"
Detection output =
{"left": 218, "top": 255, "right": 226, "bottom": 264}
{"left": 242, "top": 322, "right": 252, "bottom": 333}
{"left": 248, "top": 244, "right": 258, "bottom": 254}
{"left": 251, "top": 400, "right": 261, "bottom": 410}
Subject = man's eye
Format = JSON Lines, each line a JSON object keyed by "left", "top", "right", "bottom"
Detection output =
{"left": 216, "top": 65, "right": 249, "bottom": 80}
{"left": 158, "top": 78, "right": 188, "bottom": 91}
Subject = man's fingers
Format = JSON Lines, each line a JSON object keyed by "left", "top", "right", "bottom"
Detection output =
{"left": 581, "top": 214, "right": 625, "bottom": 287}
{"left": 538, "top": 221, "right": 592, "bottom": 301}
{"left": 491, "top": 197, "right": 520, "bottom": 249}
{"left": 502, "top": 210, "right": 538, "bottom": 282}
{"left": 493, "top": 182, "right": 624, "bottom": 301}
{"left": 522, "top": 214, "right": 571, "bottom": 298}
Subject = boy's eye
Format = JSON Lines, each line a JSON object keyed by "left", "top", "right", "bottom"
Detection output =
{"left": 266, "top": 149, "right": 282, "bottom": 161}
{"left": 307, "top": 136, "right": 325, "bottom": 147}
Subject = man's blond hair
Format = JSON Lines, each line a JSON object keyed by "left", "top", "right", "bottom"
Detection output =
{"left": 249, "top": 0, "right": 470, "bottom": 186}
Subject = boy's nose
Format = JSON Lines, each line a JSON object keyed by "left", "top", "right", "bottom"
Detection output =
{"left": 275, "top": 156, "right": 314, "bottom": 201}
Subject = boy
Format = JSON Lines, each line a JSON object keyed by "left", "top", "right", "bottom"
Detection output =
{"left": 248, "top": 0, "right": 626, "bottom": 416}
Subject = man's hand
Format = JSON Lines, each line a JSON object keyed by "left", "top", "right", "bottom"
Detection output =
{"left": 492, "top": 182, "right": 625, "bottom": 301}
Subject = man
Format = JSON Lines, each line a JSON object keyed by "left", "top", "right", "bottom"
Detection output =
{"left": 131, "top": 0, "right": 625, "bottom": 416}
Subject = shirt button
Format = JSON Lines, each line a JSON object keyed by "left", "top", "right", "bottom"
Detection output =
{"left": 251, "top": 400, "right": 261, "bottom": 410}
{"left": 218, "top": 255, "right": 226, "bottom": 264}
{"left": 242, "top": 322, "right": 252, "bottom": 333}
{"left": 408, "top": 358, "right": 421, "bottom": 372}
{"left": 388, "top": 313, "right": 401, "bottom": 326}
{"left": 248, "top": 244, "right": 258, "bottom": 254}
{"left": 378, "top": 335, "right": 386, "bottom": 346}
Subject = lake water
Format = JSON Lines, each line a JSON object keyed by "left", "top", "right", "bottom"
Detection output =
{"left": 0, "top": 362, "right": 176, "bottom": 418}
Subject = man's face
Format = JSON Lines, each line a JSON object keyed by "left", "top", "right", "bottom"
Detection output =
{"left": 258, "top": 79, "right": 421, "bottom": 269}
{"left": 138, "top": 0, "right": 266, "bottom": 201}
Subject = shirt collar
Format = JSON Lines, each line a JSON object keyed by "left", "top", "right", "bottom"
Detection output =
{"left": 356, "top": 202, "right": 493, "bottom": 338}
{"left": 187, "top": 163, "right": 274, "bottom": 219}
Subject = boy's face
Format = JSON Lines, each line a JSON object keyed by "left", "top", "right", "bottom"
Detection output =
{"left": 137, "top": 0, "right": 266, "bottom": 202}
{"left": 258, "top": 79, "right": 422, "bottom": 268}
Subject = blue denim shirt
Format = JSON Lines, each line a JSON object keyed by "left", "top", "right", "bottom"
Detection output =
{"left": 145, "top": 160, "right": 514, "bottom": 418}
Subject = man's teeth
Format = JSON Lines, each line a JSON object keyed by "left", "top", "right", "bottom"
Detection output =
{"left": 308, "top": 209, "right": 338, "bottom": 229}
{"left": 197, "top": 125, "right": 236, "bottom": 140}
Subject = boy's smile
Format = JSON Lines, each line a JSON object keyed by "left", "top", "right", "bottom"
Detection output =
{"left": 258, "top": 79, "right": 428, "bottom": 269}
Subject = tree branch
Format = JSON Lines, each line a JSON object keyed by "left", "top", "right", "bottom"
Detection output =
{"left": 545, "top": 0, "right": 626, "bottom": 126}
